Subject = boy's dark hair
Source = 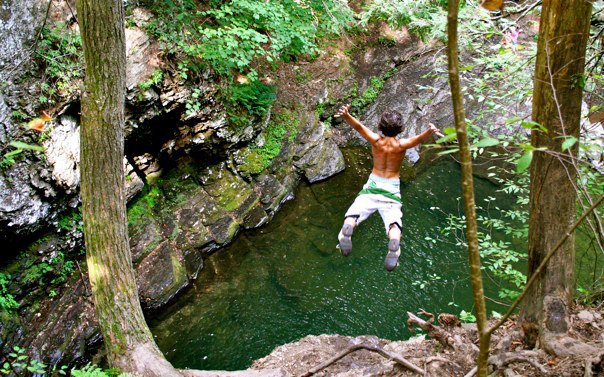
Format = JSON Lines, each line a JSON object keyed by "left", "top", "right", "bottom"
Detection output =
{"left": 377, "top": 110, "right": 404, "bottom": 137}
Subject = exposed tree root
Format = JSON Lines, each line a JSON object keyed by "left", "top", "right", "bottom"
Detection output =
{"left": 541, "top": 332, "right": 599, "bottom": 358}
{"left": 300, "top": 342, "right": 424, "bottom": 376}
{"left": 424, "top": 356, "right": 462, "bottom": 376}
{"left": 406, "top": 310, "right": 459, "bottom": 349}
{"left": 583, "top": 352, "right": 604, "bottom": 377}
{"left": 464, "top": 352, "right": 547, "bottom": 377}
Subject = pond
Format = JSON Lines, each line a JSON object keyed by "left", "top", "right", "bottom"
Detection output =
{"left": 148, "top": 149, "right": 512, "bottom": 371}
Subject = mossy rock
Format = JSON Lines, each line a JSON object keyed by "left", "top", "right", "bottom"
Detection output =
{"left": 136, "top": 242, "right": 189, "bottom": 309}
{"left": 204, "top": 168, "right": 253, "bottom": 212}
{"left": 236, "top": 147, "right": 266, "bottom": 177}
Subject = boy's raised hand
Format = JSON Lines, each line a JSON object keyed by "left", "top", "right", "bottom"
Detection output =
{"left": 334, "top": 104, "right": 351, "bottom": 118}
{"left": 428, "top": 123, "right": 444, "bottom": 138}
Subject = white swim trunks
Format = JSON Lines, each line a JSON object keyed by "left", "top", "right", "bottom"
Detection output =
{"left": 344, "top": 174, "right": 403, "bottom": 234}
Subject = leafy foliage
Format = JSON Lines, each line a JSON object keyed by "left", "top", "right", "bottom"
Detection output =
{"left": 1, "top": 346, "right": 48, "bottom": 376}
{"left": 222, "top": 81, "right": 277, "bottom": 127}
{"left": 21, "top": 251, "right": 75, "bottom": 291}
{"left": 145, "top": 0, "right": 352, "bottom": 126}
{"left": 351, "top": 76, "right": 385, "bottom": 110}
{"left": 0, "top": 273, "right": 19, "bottom": 311}
{"left": 1, "top": 140, "right": 45, "bottom": 169}
{"left": 36, "top": 22, "right": 83, "bottom": 103}
{"left": 237, "top": 108, "right": 300, "bottom": 175}
{"left": 429, "top": 167, "right": 529, "bottom": 301}
{"left": 138, "top": 69, "right": 164, "bottom": 91}
{"left": 145, "top": 0, "right": 353, "bottom": 77}
{"left": 0, "top": 350, "right": 124, "bottom": 377}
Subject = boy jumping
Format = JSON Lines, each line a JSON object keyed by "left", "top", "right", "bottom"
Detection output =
{"left": 335, "top": 104, "right": 439, "bottom": 271}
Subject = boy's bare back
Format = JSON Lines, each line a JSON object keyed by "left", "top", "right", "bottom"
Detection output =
{"left": 371, "top": 138, "right": 407, "bottom": 179}
{"left": 335, "top": 104, "right": 439, "bottom": 179}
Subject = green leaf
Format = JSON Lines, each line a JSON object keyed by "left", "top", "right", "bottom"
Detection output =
{"left": 474, "top": 137, "right": 500, "bottom": 148}
{"left": 437, "top": 147, "right": 460, "bottom": 156}
{"left": 436, "top": 132, "right": 457, "bottom": 143}
{"left": 561, "top": 136, "right": 577, "bottom": 151}
{"left": 504, "top": 116, "right": 522, "bottom": 124}
{"left": 521, "top": 120, "right": 547, "bottom": 132}
{"left": 4, "top": 149, "right": 23, "bottom": 158}
{"left": 9, "top": 141, "right": 45, "bottom": 151}
{"left": 516, "top": 150, "right": 533, "bottom": 173}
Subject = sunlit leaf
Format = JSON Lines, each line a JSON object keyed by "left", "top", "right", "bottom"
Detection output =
{"left": 437, "top": 147, "right": 459, "bottom": 156}
{"left": 480, "top": 0, "right": 503, "bottom": 11}
{"left": 4, "top": 149, "right": 23, "bottom": 158}
{"left": 9, "top": 141, "right": 45, "bottom": 151}
{"left": 516, "top": 150, "right": 533, "bottom": 173}
{"left": 436, "top": 133, "right": 457, "bottom": 143}
{"left": 521, "top": 120, "right": 547, "bottom": 132}
{"left": 474, "top": 138, "right": 500, "bottom": 148}
{"left": 505, "top": 117, "right": 522, "bottom": 124}
{"left": 561, "top": 136, "right": 577, "bottom": 151}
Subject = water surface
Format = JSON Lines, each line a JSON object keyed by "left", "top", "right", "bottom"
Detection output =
{"left": 149, "top": 150, "right": 509, "bottom": 370}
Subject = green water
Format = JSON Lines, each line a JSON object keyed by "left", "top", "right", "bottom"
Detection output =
{"left": 149, "top": 150, "right": 510, "bottom": 371}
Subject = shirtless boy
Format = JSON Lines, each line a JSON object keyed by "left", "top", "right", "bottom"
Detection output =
{"left": 335, "top": 104, "right": 439, "bottom": 271}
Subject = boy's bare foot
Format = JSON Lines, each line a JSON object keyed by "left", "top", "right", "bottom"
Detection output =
{"left": 338, "top": 224, "right": 354, "bottom": 256}
{"left": 384, "top": 239, "right": 400, "bottom": 271}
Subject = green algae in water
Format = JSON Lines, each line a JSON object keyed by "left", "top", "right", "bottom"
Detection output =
{"left": 149, "top": 150, "right": 511, "bottom": 371}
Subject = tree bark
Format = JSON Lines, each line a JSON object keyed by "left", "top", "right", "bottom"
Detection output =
{"left": 519, "top": 0, "right": 593, "bottom": 352}
{"left": 76, "top": 0, "right": 181, "bottom": 374}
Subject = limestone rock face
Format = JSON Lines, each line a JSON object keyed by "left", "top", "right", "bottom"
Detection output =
{"left": 0, "top": 0, "right": 47, "bottom": 81}
{"left": 125, "top": 25, "right": 160, "bottom": 92}
{"left": 44, "top": 115, "right": 80, "bottom": 193}
{"left": 136, "top": 242, "right": 189, "bottom": 309}
{"left": 294, "top": 121, "right": 345, "bottom": 183}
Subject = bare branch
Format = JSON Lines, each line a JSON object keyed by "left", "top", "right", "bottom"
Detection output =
{"left": 300, "top": 343, "right": 424, "bottom": 377}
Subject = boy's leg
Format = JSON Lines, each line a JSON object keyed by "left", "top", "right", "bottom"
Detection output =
{"left": 338, "top": 216, "right": 357, "bottom": 256}
{"left": 378, "top": 202, "right": 403, "bottom": 271}
{"left": 384, "top": 223, "right": 402, "bottom": 271}
{"left": 339, "top": 195, "right": 375, "bottom": 256}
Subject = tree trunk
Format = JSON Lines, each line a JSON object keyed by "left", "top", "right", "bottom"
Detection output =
{"left": 446, "top": 1, "right": 490, "bottom": 375}
{"left": 519, "top": 0, "right": 593, "bottom": 354}
{"left": 76, "top": 0, "right": 181, "bottom": 374}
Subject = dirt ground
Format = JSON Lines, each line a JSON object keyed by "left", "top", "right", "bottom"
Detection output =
{"left": 252, "top": 305, "right": 604, "bottom": 376}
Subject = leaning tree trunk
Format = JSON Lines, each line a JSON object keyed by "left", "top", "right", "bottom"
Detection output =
{"left": 76, "top": 0, "right": 181, "bottom": 374}
{"left": 519, "top": 0, "right": 593, "bottom": 355}
{"left": 447, "top": 1, "right": 490, "bottom": 375}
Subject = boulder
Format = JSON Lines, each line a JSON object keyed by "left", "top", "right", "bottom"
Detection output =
{"left": 295, "top": 124, "right": 345, "bottom": 183}
{"left": 136, "top": 242, "right": 189, "bottom": 309}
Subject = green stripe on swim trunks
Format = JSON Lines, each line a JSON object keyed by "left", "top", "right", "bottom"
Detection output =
{"left": 357, "top": 188, "right": 402, "bottom": 203}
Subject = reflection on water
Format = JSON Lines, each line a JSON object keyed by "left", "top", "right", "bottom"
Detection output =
{"left": 149, "top": 150, "right": 509, "bottom": 371}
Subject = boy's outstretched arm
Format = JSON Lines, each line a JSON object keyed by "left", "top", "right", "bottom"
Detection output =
{"left": 399, "top": 123, "right": 441, "bottom": 149}
{"left": 335, "top": 104, "right": 380, "bottom": 144}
